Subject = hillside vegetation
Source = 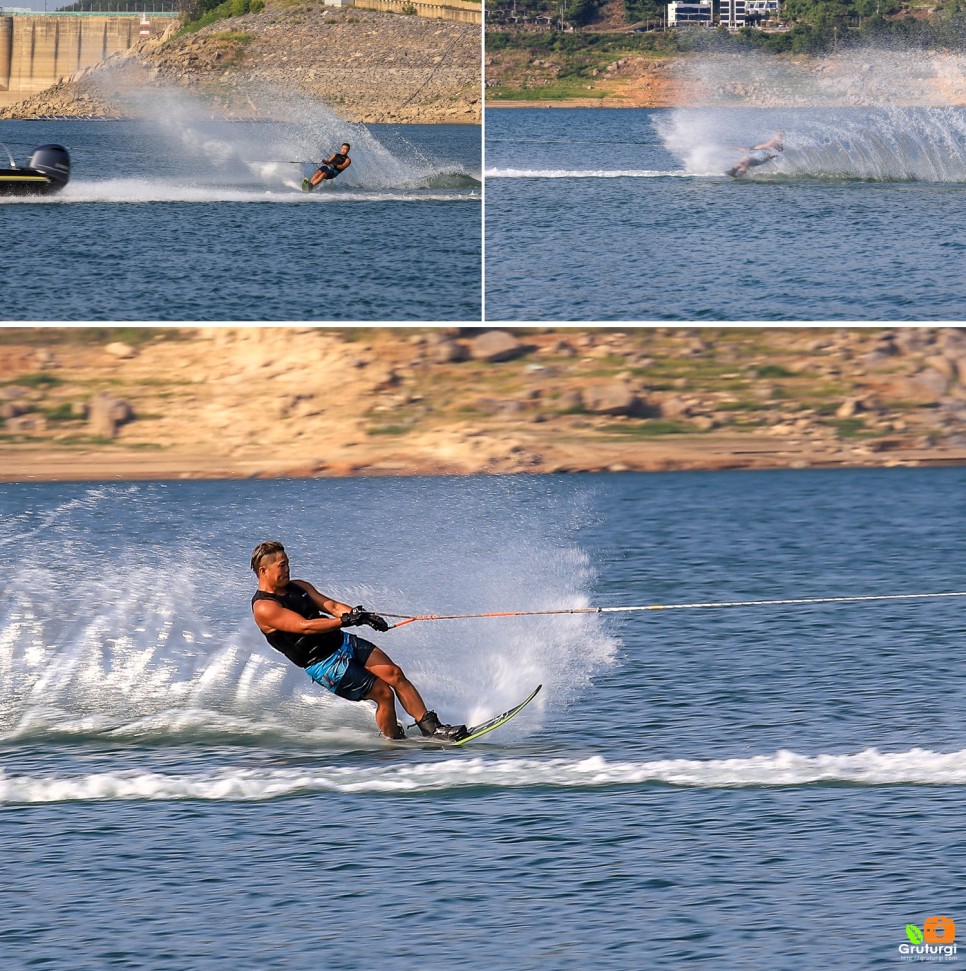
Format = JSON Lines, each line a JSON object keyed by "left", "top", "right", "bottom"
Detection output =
{"left": 489, "top": 0, "right": 963, "bottom": 46}
{"left": 486, "top": 0, "right": 966, "bottom": 102}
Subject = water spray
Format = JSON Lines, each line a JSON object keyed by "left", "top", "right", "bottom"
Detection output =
{"left": 658, "top": 41, "right": 966, "bottom": 180}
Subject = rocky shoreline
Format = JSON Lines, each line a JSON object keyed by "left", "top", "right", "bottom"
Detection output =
{"left": 0, "top": 3, "right": 480, "bottom": 125}
{"left": 485, "top": 51, "right": 685, "bottom": 109}
{"left": 2, "top": 327, "right": 966, "bottom": 482}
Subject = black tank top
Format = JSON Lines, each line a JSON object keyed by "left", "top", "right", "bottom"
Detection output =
{"left": 252, "top": 585, "right": 343, "bottom": 668}
{"left": 331, "top": 153, "right": 347, "bottom": 167}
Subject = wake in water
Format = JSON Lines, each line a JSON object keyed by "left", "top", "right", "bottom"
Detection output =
{"left": 486, "top": 168, "right": 689, "bottom": 179}
{"left": 658, "top": 42, "right": 966, "bottom": 181}
{"left": 1, "top": 183, "right": 476, "bottom": 205}
{"left": 3, "top": 747, "right": 964, "bottom": 804}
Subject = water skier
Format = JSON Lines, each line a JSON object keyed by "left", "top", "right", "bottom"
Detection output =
{"left": 728, "top": 132, "right": 784, "bottom": 178}
{"left": 250, "top": 541, "right": 466, "bottom": 741}
{"left": 302, "top": 143, "right": 351, "bottom": 191}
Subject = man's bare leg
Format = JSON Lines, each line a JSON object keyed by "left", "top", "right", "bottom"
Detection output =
{"left": 365, "top": 647, "right": 428, "bottom": 721}
{"left": 365, "top": 678, "right": 403, "bottom": 738}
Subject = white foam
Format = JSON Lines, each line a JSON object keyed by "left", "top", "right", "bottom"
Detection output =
{"left": 486, "top": 168, "right": 690, "bottom": 179}
{"left": 2, "top": 747, "right": 963, "bottom": 803}
{"left": 0, "top": 180, "right": 477, "bottom": 205}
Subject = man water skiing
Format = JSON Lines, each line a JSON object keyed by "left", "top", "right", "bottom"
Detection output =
{"left": 250, "top": 541, "right": 466, "bottom": 741}
{"left": 728, "top": 132, "right": 784, "bottom": 178}
{"left": 302, "top": 143, "right": 351, "bottom": 191}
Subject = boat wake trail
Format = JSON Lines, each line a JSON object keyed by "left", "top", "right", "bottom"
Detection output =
{"left": 0, "top": 179, "right": 477, "bottom": 204}
{"left": 487, "top": 167, "right": 690, "bottom": 179}
{"left": 3, "top": 747, "right": 963, "bottom": 804}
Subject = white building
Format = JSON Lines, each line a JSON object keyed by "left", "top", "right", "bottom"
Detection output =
{"left": 667, "top": 0, "right": 712, "bottom": 25}
{"left": 719, "top": 0, "right": 748, "bottom": 28}
{"left": 746, "top": 0, "right": 780, "bottom": 18}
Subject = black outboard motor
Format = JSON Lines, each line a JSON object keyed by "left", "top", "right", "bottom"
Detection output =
{"left": 27, "top": 144, "right": 70, "bottom": 190}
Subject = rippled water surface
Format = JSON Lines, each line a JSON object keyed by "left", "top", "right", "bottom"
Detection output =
{"left": 485, "top": 106, "right": 966, "bottom": 321}
{"left": 2, "top": 469, "right": 965, "bottom": 968}
{"left": 1, "top": 117, "right": 480, "bottom": 320}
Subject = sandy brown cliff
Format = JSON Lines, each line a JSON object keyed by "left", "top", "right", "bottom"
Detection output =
{"left": 2, "top": 327, "right": 966, "bottom": 481}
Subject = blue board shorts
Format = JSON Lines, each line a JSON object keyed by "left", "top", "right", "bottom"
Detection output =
{"left": 304, "top": 632, "right": 376, "bottom": 702}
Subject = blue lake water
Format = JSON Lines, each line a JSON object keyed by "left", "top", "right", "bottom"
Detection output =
{"left": 2, "top": 468, "right": 965, "bottom": 968}
{"left": 1, "top": 115, "right": 480, "bottom": 321}
{"left": 485, "top": 106, "right": 966, "bottom": 321}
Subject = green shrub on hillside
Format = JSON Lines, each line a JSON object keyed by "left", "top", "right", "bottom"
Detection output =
{"left": 565, "top": 0, "right": 603, "bottom": 25}
{"left": 180, "top": 0, "right": 265, "bottom": 34}
{"left": 486, "top": 30, "right": 678, "bottom": 55}
{"left": 624, "top": 0, "right": 668, "bottom": 22}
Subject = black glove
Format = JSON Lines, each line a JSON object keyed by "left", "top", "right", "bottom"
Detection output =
{"left": 341, "top": 605, "right": 390, "bottom": 632}
{"left": 341, "top": 605, "right": 365, "bottom": 627}
{"left": 362, "top": 611, "right": 390, "bottom": 632}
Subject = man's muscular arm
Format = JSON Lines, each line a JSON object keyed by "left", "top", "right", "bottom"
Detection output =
{"left": 294, "top": 580, "right": 389, "bottom": 632}
{"left": 290, "top": 580, "right": 353, "bottom": 619}
{"left": 252, "top": 600, "right": 344, "bottom": 636}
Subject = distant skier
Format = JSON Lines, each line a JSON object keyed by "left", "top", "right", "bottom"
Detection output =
{"left": 302, "top": 143, "right": 351, "bottom": 191}
{"left": 728, "top": 132, "right": 784, "bottom": 178}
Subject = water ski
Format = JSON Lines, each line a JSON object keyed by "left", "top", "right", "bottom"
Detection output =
{"left": 301, "top": 178, "right": 313, "bottom": 192}
{"left": 393, "top": 684, "right": 542, "bottom": 748}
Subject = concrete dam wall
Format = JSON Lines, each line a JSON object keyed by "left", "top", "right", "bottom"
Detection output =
{"left": 0, "top": 15, "right": 179, "bottom": 109}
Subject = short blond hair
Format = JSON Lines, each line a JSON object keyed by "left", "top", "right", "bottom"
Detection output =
{"left": 251, "top": 540, "right": 285, "bottom": 574}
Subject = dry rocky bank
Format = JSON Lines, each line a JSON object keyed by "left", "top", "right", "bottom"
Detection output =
{"left": 2, "top": 327, "right": 966, "bottom": 481}
{"left": 0, "top": 3, "right": 480, "bottom": 124}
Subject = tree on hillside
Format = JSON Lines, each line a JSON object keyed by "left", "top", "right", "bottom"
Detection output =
{"left": 780, "top": 0, "right": 852, "bottom": 29}
{"left": 178, "top": 0, "right": 263, "bottom": 30}
{"left": 565, "top": 0, "right": 604, "bottom": 25}
{"left": 624, "top": 0, "right": 666, "bottom": 23}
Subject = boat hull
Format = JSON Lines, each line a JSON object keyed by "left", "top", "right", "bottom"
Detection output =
{"left": 0, "top": 144, "right": 70, "bottom": 196}
{"left": 0, "top": 170, "right": 63, "bottom": 196}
